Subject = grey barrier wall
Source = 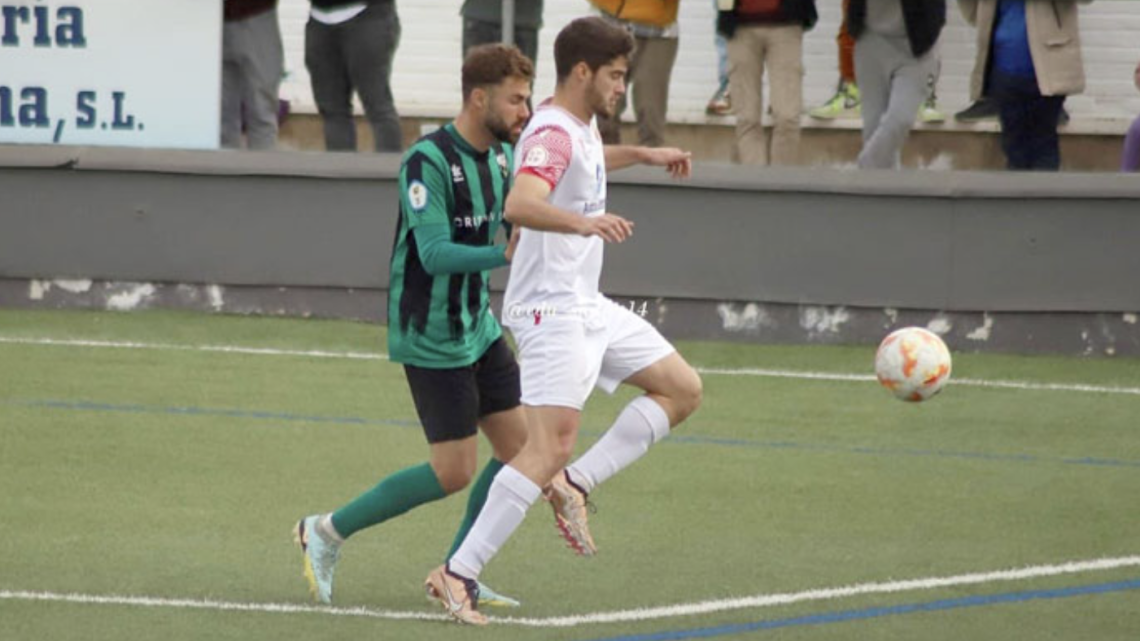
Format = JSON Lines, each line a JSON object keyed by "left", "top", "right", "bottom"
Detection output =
{"left": 1, "top": 145, "right": 1139, "bottom": 354}
{"left": 604, "top": 170, "right": 1140, "bottom": 312}
{"left": 3, "top": 145, "right": 1139, "bottom": 309}
{"left": 0, "top": 147, "right": 399, "bottom": 290}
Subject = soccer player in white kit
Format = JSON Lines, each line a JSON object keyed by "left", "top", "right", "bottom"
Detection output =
{"left": 425, "top": 16, "right": 702, "bottom": 625}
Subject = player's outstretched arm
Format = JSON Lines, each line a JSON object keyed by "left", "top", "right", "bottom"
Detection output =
{"left": 413, "top": 223, "right": 512, "bottom": 275}
{"left": 505, "top": 174, "right": 634, "bottom": 243}
{"left": 604, "top": 145, "right": 692, "bottom": 178}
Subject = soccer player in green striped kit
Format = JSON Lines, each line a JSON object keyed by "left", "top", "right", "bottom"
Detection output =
{"left": 295, "top": 44, "right": 533, "bottom": 608}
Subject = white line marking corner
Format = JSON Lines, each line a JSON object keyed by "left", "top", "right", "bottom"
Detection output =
{"left": 3, "top": 555, "right": 1139, "bottom": 628}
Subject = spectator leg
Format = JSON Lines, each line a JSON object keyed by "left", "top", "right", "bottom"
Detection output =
{"left": 631, "top": 36, "right": 678, "bottom": 148}
{"left": 838, "top": 0, "right": 856, "bottom": 85}
{"left": 766, "top": 24, "right": 803, "bottom": 166}
{"left": 462, "top": 18, "right": 499, "bottom": 57}
{"left": 1026, "top": 95, "right": 1064, "bottom": 171}
{"left": 220, "top": 20, "right": 247, "bottom": 148}
{"left": 856, "top": 33, "right": 930, "bottom": 169}
{"left": 242, "top": 9, "right": 284, "bottom": 150}
{"left": 728, "top": 26, "right": 768, "bottom": 165}
{"left": 306, "top": 18, "right": 356, "bottom": 151}
{"left": 344, "top": 3, "right": 403, "bottom": 152}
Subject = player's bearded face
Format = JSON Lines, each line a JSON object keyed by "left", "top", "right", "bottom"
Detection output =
{"left": 588, "top": 59, "right": 628, "bottom": 119}
{"left": 484, "top": 78, "right": 533, "bottom": 144}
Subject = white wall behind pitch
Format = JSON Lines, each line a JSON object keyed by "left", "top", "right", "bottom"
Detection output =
{"left": 275, "top": 0, "right": 1140, "bottom": 128}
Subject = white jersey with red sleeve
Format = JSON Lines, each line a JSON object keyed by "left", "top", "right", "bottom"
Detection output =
{"left": 503, "top": 102, "right": 608, "bottom": 326}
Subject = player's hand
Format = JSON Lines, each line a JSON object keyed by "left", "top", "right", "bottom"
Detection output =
{"left": 504, "top": 225, "right": 521, "bottom": 263}
{"left": 643, "top": 147, "right": 692, "bottom": 179}
{"left": 581, "top": 213, "right": 634, "bottom": 243}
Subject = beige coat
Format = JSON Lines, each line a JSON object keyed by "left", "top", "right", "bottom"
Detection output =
{"left": 958, "top": 0, "right": 1090, "bottom": 99}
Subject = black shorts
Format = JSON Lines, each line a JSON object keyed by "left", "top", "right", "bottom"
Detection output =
{"left": 403, "top": 337, "right": 522, "bottom": 444}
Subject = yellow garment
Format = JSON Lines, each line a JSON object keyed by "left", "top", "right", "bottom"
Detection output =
{"left": 590, "top": 0, "right": 679, "bottom": 28}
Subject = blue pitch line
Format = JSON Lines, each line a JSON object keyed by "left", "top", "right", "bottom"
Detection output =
{"left": 7, "top": 398, "right": 1140, "bottom": 470}
{"left": 577, "top": 578, "right": 1140, "bottom": 641}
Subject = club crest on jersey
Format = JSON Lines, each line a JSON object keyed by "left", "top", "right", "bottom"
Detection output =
{"left": 524, "top": 145, "right": 548, "bottom": 167}
{"left": 408, "top": 180, "right": 429, "bottom": 212}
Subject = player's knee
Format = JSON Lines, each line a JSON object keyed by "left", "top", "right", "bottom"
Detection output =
{"left": 539, "top": 436, "right": 576, "bottom": 477}
{"left": 673, "top": 367, "right": 703, "bottom": 423}
{"left": 542, "top": 416, "right": 579, "bottom": 466}
{"left": 435, "top": 465, "right": 475, "bottom": 495}
{"left": 491, "top": 438, "right": 525, "bottom": 464}
{"left": 502, "top": 426, "right": 530, "bottom": 460}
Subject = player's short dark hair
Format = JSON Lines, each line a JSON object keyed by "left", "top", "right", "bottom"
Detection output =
{"left": 461, "top": 44, "right": 535, "bottom": 103}
{"left": 554, "top": 17, "right": 634, "bottom": 83}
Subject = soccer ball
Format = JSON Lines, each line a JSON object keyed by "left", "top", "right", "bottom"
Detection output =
{"left": 874, "top": 327, "right": 952, "bottom": 402}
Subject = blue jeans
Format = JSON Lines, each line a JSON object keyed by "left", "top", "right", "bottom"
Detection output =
{"left": 713, "top": 0, "right": 728, "bottom": 92}
{"left": 989, "top": 70, "right": 1065, "bottom": 171}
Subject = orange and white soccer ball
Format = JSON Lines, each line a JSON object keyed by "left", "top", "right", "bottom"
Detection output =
{"left": 874, "top": 327, "right": 952, "bottom": 402}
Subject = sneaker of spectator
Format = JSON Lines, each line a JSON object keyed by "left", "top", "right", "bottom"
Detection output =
{"left": 706, "top": 85, "right": 732, "bottom": 116}
{"left": 809, "top": 80, "right": 859, "bottom": 120}
{"left": 954, "top": 97, "right": 998, "bottom": 122}
{"left": 919, "top": 95, "right": 946, "bottom": 124}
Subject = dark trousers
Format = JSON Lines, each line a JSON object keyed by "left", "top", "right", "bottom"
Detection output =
{"left": 461, "top": 18, "right": 539, "bottom": 67}
{"left": 989, "top": 70, "right": 1065, "bottom": 171}
{"left": 305, "top": 3, "right": 402, "bottom": 152}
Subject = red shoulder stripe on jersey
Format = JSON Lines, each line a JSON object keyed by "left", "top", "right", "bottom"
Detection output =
{"left": 518, "top": 166, "right": 558, "bottom": 190}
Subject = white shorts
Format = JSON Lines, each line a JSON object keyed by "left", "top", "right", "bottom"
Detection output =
{"left": 505, "top": 298, "right": 676, "bottom": 410}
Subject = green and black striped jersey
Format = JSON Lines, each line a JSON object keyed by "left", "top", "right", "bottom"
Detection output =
{"left": 387, "top": 124, "right": 514, "bottom": 368}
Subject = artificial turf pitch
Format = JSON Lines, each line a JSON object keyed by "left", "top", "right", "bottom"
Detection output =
{"left": 2, "top": 309, "right": 1138, "bottom": 641}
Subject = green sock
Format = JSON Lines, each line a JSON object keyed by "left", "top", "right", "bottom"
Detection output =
{"left": 330, "top": 462, "right": 447, "bottom": 539}
{"left": 446, "top": 457, "right": 505, "bottom": 559}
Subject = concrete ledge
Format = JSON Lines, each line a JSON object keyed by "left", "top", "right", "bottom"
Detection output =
{"left": 6, "top": 143, "right": 1140, "bottom": 198}
{"left": 274, "top": 113, "right": 1134, "bottom": 172}
{"left": 2, "top": 144, "right": 1138, "bottom": 312}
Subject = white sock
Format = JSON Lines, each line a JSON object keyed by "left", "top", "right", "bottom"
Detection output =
{"left": 567, "top": 396, "right": 670, "bottom": 494}
{"left": 449, "top": 465, "right": 542, "bottom": 580}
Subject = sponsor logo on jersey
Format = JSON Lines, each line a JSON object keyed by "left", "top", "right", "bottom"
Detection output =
{"left": 453, "top": 210, "right": 501, "bottom": 229}
{"left": 408, "top": 180, "right": 429, "bottom": 212}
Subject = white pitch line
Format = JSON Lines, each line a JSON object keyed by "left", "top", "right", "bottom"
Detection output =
{"left": 0, "top": 590, "right": 446, "bottom": 622}
{"left": 3, "top": 336, "right": 1140, "bottom": 396}
{"left": 2, "top": 555, "right": 1139, "bottom": 628}
{"left": 0, "top": 336, "right": 386, "bottom": 361}
{"left": 498, "top": 554, "right": 1140, "bottom": 627}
